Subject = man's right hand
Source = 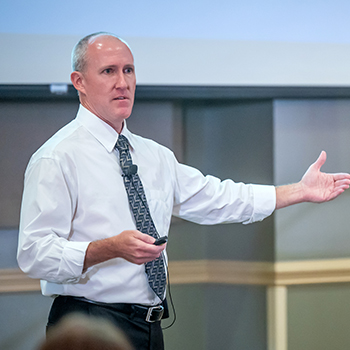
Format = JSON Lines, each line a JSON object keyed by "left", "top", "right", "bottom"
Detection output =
{"left": 83, "top": 230, "right": 166, "bottom": 272}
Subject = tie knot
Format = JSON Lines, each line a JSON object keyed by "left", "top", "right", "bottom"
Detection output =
{"left": 115, "top": 135, "right": 129, "bottom": 152}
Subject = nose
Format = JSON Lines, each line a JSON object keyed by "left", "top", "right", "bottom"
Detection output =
{"left": 115, "top": 72, "right": 128, "bottom": 89}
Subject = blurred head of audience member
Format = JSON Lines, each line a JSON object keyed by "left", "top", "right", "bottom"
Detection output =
{"left": 39, "top": 313, "right": 134, "bottom": 350}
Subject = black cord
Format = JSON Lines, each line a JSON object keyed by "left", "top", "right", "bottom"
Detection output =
{"left": 161, "top": 250, "right": 177, "bottom": 330}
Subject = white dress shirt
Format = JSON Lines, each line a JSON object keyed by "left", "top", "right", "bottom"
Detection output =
{"left": 17, "top": 105, "right": 276, "bottom": 305}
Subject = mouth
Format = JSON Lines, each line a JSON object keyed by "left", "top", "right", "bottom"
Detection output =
{"left": 114, "top": 96, "right": 128, "bottom": 100}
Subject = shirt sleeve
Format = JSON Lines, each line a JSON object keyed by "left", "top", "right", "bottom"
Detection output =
{"left": 17, "top": 156, "right": 89, "bottom": 284}
{"left": 172, "top": 161, "right": 276, "bottom": 225}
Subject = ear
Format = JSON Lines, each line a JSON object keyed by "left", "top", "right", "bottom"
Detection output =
{"left": 70, "top": 71, "right": 85, "bottom": 94}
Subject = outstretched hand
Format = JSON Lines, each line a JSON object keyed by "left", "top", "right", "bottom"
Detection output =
{"left": 300, "top": 151, "right": 350, "bottom": 202}
{"left": 276, "top": 151, "right": 350, "bottom": 210}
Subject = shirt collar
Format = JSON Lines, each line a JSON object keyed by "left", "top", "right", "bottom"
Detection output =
{"left": 120, "top": 124, "right": 136, "bottom": 151}
{"left": 76, "top": 105, "right": 136, "bottom": 152}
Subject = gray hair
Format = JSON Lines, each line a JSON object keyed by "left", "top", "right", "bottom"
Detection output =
{"left": 71, "top": 32, "right": 130, "bottom": 72}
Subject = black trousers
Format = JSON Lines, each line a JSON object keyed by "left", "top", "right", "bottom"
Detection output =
{"left": 47, "top": 296, "right": 165, "bottom": 350}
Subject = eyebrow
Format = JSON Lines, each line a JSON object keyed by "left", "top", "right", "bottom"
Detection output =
{"left": 100, "top": 64, "right": 135, "bottom": 70}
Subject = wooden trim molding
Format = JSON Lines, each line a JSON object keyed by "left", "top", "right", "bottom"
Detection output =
{"left": 168, "top": 259, "right": 350, "bottom": 286}
{"left": 2, "top": 258, "right": 350, "bottom": 293}
{"left": 273, "top": 258, "right": 350, "bottom": 285}
{"left": 0, "top": 268, "right": 40, "bottom": 293}
{"left": 168, "top": 260, "right": 274, "bottom": 285}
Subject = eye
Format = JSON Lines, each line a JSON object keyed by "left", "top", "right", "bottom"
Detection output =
{"left": 124, "top": 66, "right": 134, "bottom": 74}
{"left": 103, "top": 68, "right": 113, "bottom": 74}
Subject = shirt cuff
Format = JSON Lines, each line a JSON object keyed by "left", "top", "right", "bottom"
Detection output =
{"left": 60, "top": 241, "right": 91, "bottom": 283}
{"left": 245, "top": 184, "right": 276, "bottom": 224}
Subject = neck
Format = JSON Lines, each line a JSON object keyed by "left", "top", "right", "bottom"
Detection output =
{"left": 99, "top": 116, "right": 124, "bottom": 134}
{"left": 80, "top": 101, "right": 124, "bottom": 134}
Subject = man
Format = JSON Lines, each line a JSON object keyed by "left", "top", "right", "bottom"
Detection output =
{"left": 17, "top": 32, "right": 350, "bottom": 350}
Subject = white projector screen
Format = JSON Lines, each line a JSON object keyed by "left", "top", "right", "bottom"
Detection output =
{"left": 1, "top": 0, "right": 350, "bottom": 86}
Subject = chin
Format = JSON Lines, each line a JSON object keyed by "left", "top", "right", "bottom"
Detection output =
{"left": 117, "top": 111, "right": 132, "bottom": 121}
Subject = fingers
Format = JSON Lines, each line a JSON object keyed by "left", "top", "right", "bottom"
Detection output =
{"left": 132, "top": 243, "right": 166, "bottom": 265}
{"left": 329, "top": 188, "right": 348, "bottom": 201}
{"left": 136, "top": 232, "right": 156, "bottom": 244}
{"left": 332, "top": 173, "right": 350, "bottom": 182}
{"left": 331, "top": 176, "right": 350, "bottom": 197}
{"left": 325, "top": 176, "right": 350, "bottom": 201}
{"left": 119, "top": 230, "right": 166, "bottom": 265}
{"left": 334, "top": 181, "right": 350, "bottom": 191}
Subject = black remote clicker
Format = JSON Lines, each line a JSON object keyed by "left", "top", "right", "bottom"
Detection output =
{"left": 154, "top": 236, "right": 168, "bottom": 245}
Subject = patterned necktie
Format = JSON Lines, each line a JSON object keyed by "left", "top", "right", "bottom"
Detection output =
{"left": 115, "top": 135, "right": 166, "bottom": 300}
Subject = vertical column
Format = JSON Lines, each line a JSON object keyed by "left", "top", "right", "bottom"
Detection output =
{"left": 267, "top": 285, "right": 288, "bottom": 350}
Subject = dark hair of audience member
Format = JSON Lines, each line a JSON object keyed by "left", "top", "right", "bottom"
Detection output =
{"left": 39, "top": 313, "right": 134, "bottom": 350}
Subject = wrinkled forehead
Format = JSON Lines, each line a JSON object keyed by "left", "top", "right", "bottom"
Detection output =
{"left": 82, "top": 35, "right": 135, "bottom": 72}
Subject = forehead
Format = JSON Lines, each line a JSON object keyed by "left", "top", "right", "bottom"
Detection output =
{"left": 86, "top": 35, "right": 134, "bottom": 67}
